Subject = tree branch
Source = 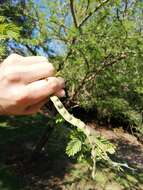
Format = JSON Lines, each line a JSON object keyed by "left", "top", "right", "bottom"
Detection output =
{"left": 58, "top": 37, "right": 76, "bottom": 70}
{"left": 85, "top": 0, "right": 90, "bottom": 13}
{"left": 86, "top": 53, "right": 127, "bottom": 82}
{"left": 70, "top": 52, "right": 127, "bottom": 101}
{"left": 79, "top": 0, "right": 110, "bottom": 28}
{"left": 77, "top": 48, "right": 90, "bottom": 69}
{"left": 123, "top": 0, "right": 128, "bottom": 17}
{"left": 25, "top": 44, "right": 37, "bottom": 55}
{"left": 70, "top": 0, "right": 78, "bottom": 28}
{"left": 57, "top": 0, "right": 110, "bottom": 71}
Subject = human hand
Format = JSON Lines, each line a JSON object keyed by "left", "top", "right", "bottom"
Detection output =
{"left": 0, "top": 54, "right": 65, "bottom": 115}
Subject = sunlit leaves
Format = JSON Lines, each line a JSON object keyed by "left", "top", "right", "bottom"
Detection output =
{"left": 66, "top": 137, "right": 82, "bottom": 156}
{"left": 0, "top": 16, "right": 21, "bottom": 40}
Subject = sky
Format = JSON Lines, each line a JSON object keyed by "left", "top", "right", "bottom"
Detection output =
{"left": 34, "top": 0, "right": 67, "bottom": 57}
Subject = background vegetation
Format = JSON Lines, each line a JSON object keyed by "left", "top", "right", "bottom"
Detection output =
{"left": 0, "top": 0, "right": 143, "bottom": 189}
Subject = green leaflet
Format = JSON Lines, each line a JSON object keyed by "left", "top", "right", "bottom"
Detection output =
{"left": 66, "top": 138, "right": 82, "bottom": 157}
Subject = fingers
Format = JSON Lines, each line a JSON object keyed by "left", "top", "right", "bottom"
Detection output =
{"left": 26, "top": 77, "right": 65, "bottom": 103}
{"left": 1, "top": 61, "right": 55, "bottom": 84}
{"left": 1, "top": 54, "right": 22, "bottom": 67}
{"left": 23, "top": 89, "right": 65, "bottom": 115}
{"left": 14, "top": 62, "right": 55, "bottom": 83}
{"left": 3, "top": 54, "right": 48, "bottom": 66}
{"left": 22, "top": 56, "right": 48, "bottom": 65}
{"left": 54, "top": 89, "right": 65, "bottom": 97}
{"left": 2, "top": 54, "right": 55, "bottom": 83}
{"left": 22, "top": 88, "right": 65, "bottom": 115}
{"left": 23, "top": 98, "right": 48, "bottom": 115}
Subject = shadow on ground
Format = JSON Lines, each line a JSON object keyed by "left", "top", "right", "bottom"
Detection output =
{"left": 0, "top": 116, "right": 143, "bottom": 190}
{"left": 0, "top": 115, "right": 71, "bottom": 190}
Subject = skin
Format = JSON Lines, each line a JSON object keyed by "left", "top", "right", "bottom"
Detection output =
{"left": 0, "top": 53, "right": 65, "bottom": 115}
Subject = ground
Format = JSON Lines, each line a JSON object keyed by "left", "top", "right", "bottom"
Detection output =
{"left": 0, "top": 115, "right": 143, "bottom": 190}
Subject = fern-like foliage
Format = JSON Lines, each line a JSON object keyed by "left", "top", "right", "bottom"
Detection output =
{"left": 66, "top": 128, "right": 115, "bottom": 161}
{"left": 0, "top": 16, "right": 21, "bottom": 40}
{"left": 0, "top": 15, "right": 21, "bottom": 60}
{"left": 66, "top": 137, "right": 82, "bottom": 157}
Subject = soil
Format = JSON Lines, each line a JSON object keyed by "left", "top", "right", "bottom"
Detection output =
{"left": 0, "top": 117, "right": 143, "bottom": 190}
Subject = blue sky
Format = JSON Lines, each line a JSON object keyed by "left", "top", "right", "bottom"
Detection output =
{"left": 34, "top": 0, "right": 67, "bottom": 57}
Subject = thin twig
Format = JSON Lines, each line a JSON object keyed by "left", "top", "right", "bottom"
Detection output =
{"left": 70, "top": 53, "right": 127, "bottom": 101}
{"left": 70, "top": 0, "right": 78, "bottom": 28}
{"left": 79, "top": 0, "right": 110, "bottom": 28}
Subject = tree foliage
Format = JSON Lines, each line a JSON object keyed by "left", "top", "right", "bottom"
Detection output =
{"left": 40, "top": 0, "right": 143, "bottom": 133}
